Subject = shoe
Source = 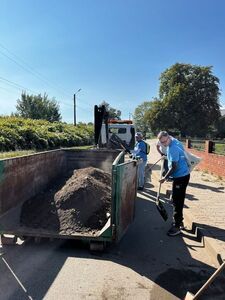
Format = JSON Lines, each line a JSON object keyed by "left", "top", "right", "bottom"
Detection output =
{"left": 171, "top": 221, "right": 184, "bottom": 230}
{"left": 167, "top": 225, "right": 181, "bottom": 236}
{"left": 137, "top": 186, "right": 144, "bottom": 191}
{"left": 179, "top": 222, "right": 185, "bottom": 230}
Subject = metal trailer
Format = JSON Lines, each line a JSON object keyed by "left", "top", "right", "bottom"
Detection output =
{"left": 0, "top": 149, "right": 137, "bottom": 250}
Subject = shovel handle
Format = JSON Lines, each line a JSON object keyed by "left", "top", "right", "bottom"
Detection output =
{"left": 149, "top": 156, "right": 163, "bottom": 171}
{"left": 193, "top": 261, "right": 225, "bottom": 299}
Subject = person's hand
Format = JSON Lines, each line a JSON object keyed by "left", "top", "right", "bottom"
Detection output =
{"left": 159, "top": 177, "right": 166, "bottom": 184}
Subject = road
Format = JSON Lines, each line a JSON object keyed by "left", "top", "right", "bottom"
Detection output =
{"left": 0, "top": 143, "right": 224, "bottom": 299}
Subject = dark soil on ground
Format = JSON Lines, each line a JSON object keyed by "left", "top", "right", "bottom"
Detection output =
{"left": 20, "top": 167, "right": 112, "bottom": 235}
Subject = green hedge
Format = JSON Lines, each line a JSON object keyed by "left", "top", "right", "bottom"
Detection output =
{"left": 0, "top": 116, "right": 94, "bottom": 151}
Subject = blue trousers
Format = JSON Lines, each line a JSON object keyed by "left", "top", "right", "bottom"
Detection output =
{"left": 138, "top": 159, "right": 147, "bottom": 188}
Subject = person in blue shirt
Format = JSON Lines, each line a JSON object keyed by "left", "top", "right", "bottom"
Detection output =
{"left": 131, "top": 132, "right": 148, "bottom": 191}
{"left": 158, "top": 131, "right": 190, "bottom": 236}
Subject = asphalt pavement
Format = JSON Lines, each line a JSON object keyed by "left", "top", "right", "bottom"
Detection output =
{"left": 0, "top": 143, "right": 225, "bottom": 300}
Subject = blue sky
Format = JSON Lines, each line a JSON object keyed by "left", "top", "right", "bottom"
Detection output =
{"left": 1, "top": 0, "right": 225, "bottom": 123}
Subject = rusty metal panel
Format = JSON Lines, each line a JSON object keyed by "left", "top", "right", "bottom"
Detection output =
{"left": 65, "top": 149, "right": 120, "bottom": 173}
{"left": 0, "top": 150, "right": 67, "bottom": 215}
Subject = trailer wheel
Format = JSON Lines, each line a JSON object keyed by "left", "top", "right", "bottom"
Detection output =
{"left": 89, "top": 241, "right": 105, "bottom": 252}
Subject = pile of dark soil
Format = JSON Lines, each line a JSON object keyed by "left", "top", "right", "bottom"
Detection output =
{"left": 20, "top": 167, "right": 112, "bottom": 234}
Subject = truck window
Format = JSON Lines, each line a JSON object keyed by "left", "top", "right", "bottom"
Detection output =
{"left": 109, "top": 127, "right": 127, "bottom": 134}
{"left": 109, "top": 128, "right": 119, "bottom": 134}
{"left": 118, "top": 128, "right": 126, "bottom": 134}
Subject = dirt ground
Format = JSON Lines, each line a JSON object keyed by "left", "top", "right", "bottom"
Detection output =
{"left": 20, "top": 167, "right": 112, "bottom": 234}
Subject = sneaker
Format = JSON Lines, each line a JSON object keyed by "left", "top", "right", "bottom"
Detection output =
{"left": 171, "top": 221, "right": 185, "bottom": 230}
{"left": 167, "top": 226, "right": 181, "bottom": 236}
{"left": 179, "top": 222, "right": 185, "bottom": 230}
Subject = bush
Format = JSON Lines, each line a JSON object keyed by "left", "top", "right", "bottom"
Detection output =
{"left": 0, "top": 116, "right": 94, "bottom": 151}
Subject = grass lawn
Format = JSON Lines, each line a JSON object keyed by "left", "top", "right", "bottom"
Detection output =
{"left": 0, "top": 145, "right": 94, "bottom": 159}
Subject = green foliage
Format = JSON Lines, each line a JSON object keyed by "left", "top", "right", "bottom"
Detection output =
{"left": 133, "top": 101, "right": 152, "bottom": 135}
{"left": 16, "top": 92, "right": 61, "bottom": 122}
{"left": 0, "top": 116, "right": 94, "bottom": 152}
{"left": 146, "top": 63, "right": 221, "bottom": 136}
{"left": 100, "top": 101, "right": 121, "bottom": 119}
{"left": 214, "top": 115, "right": 225, "bottom": 138}
{"left": 215, "top": 143, "right": 225, "bottom": 155}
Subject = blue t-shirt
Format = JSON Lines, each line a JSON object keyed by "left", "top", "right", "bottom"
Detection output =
{"left": 167, "top": 138, "right": 189, "bottom": 178}
{"left": 133, "top": 140, "right": 147, "bottom": 162}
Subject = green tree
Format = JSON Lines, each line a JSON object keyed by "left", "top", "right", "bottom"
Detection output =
{"left": 100, "top": 101, "right": 121, "bottom": 119}
{"left": 133, "top": 101, "right": 153, "bottom": 134}
{"left": 144, "top": 99, "right": 168, "bottom": 134}
{"left": 214, "top": 115, "right": 225, "bottom": 138}
{"left": 157, "top": 63, "right": 221, "bottom": 136}
{"left": 16, "top": 92, "right": 61, "bottom": 122}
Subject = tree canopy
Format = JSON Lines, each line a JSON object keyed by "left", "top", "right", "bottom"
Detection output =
{"left": 133, "top": 101, "right": 153, "bottom": 135}
{"left": 146, "top": 63, "right": 221, "bottom": 137}
{"left": 100, "top": 101, "right": 121, "bottom": 120}
{"left": 16, "top": 93, "right": 61, "bottom": 122}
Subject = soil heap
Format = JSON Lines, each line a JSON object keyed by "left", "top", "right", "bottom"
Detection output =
{"left": 20, "top": 167, "right": 112, "bottom": 234}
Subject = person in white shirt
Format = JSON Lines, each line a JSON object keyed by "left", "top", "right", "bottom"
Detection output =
{"left": 156, "top": 140, "right": 168, "bottom": 175}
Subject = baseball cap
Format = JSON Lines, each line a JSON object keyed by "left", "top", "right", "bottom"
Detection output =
{"left": 135, "top": 132, "right": 143, "bottom": 138}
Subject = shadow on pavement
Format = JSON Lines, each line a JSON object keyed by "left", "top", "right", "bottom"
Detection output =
{"left": 189, "top": 182, "right": 225, "bottom": 193}
{"left": 0, "top": 187, "right": 225, "bottom": 300}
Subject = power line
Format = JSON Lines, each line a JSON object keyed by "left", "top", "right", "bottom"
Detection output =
{"left": 0, "top": 85, "right": 14, "bottom": 93}
{"left": 0, "top": 75, "right": 93, "bottom": 114}
{"left": 0, "top": 42, "right": 93, "bottom": 109}
{"left": 0, "top": 42, "right": 97, "bottom": 115}
{"left": 0, "top": 76, "right": 37, "bottom": 94}
{"left": 0, "top": 43, "right": 71, "bottom": 98}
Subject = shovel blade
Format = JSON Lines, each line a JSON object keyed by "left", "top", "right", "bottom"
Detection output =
{"left": 156, "top": 199, "right": 168, "bottom": 221}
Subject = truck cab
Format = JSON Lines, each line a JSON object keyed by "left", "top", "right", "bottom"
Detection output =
{"left": 94, "top": 105, "right": 136, "bottom": 151}
{"left": 102, "top": 121, "right": 135, "bottom": 150}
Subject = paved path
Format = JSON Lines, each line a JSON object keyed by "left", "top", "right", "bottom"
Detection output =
{"left": 147, "top": 139, "right": 225, "bottom": 266}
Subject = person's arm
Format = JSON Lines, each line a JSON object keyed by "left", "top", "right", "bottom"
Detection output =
{"left": 156, "top": 143, "right": 165, "bottom": 156}
{"left": 159, "top": 161, "right": 177, "bottom": 183}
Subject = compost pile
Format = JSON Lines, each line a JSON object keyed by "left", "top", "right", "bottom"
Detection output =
{"left": 20, "top": 167, "right": 112, "bottom": 234}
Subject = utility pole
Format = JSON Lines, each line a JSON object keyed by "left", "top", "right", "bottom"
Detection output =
{"left": 73, "top": 88, "right": 81, "bottom": 126}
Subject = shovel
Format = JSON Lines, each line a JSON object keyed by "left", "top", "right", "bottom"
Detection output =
{"left": 155, "top": 157, "right": 168, "bottom": 221}
{"left": 148, "top": 156, "right": 164, "bottom": 171}
{"left": 184, "top": 261, "right": 225, "bottom": 299}
{"left": 156, "top": 180, "right": 168, "bottom": 221}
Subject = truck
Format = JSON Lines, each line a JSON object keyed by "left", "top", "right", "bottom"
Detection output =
{"left": 94, "top": 105, "right": 136, "bottom": 151}
{"left": 0, "top": 148, "right": 137, "bottom": 250}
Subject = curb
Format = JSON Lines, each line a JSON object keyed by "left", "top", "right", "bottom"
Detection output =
{"left": 183, "top": 212, "right": 224, "bottom": 267}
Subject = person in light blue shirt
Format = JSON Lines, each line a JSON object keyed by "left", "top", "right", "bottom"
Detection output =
{"left": 131, "top": 132, "right": 147, "bottom": 191}
{"left": 166, "top": 138, "right": 190, "bottom": 178}
{"left": 158, "top": 131, "right": 190, "bottom": 237}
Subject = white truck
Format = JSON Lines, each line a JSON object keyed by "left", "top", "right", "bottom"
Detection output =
{"left": 94, "top": 105, "right": 136, "bottom": 151}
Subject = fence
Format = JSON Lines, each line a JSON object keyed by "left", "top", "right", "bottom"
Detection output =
{"left": 186, "top": 139, "right": 225, "bottom": 178}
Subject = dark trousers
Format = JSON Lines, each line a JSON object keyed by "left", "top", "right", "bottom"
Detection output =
{"left": 172, "top": 174, "right": 190, "bottom": 227}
